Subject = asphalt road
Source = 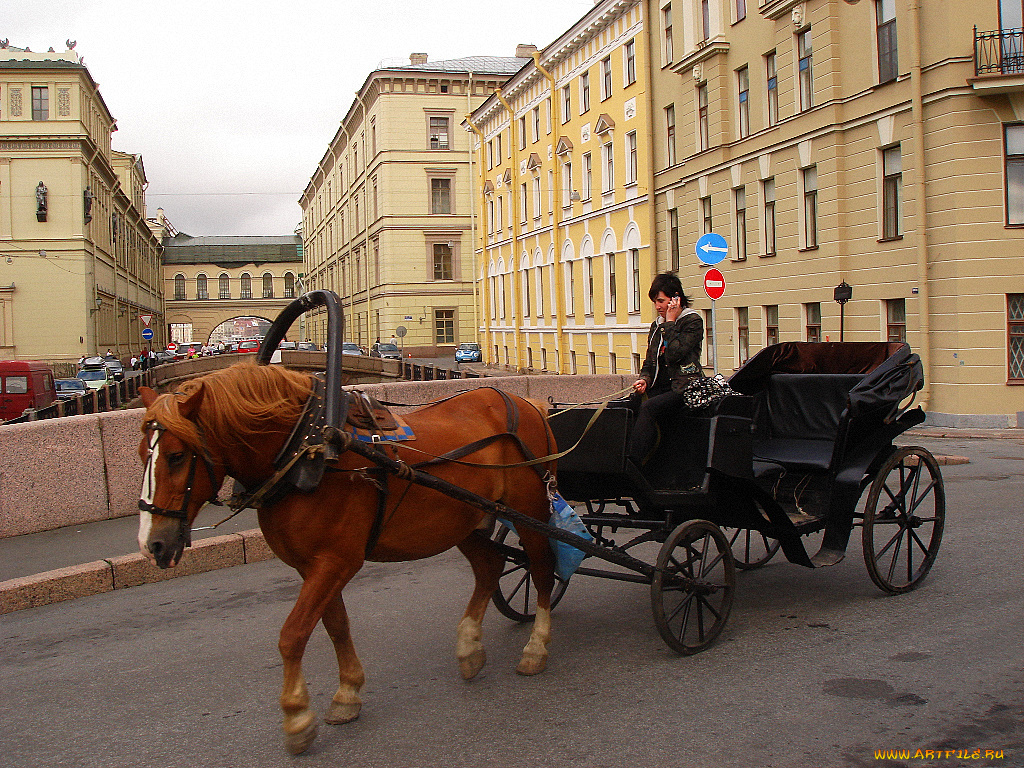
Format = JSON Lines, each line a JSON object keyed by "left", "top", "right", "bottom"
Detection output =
{"left": 2, "top": 435, "right": 1022, "bottom": 768}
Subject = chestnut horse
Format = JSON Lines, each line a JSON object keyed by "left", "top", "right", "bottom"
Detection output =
{"left": 137, "top": 363, "right": 558, "bottom": 754}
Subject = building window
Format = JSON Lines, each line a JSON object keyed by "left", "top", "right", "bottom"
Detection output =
{"left": 196, "top": 274, "right": 208, "bottom": 300}
{"left": 734, "top": 186, "right": 747, "bottom": 261}
{"left": 886, "top": 298, "right": 907, "bottom": 342}
{"left": 763, "top": 177, "right": 777, "bottom": 257}
{"left": 431, "top": 178, "right": 451, "bottom": 214}
{"left": 737, "top": 66, "right": 750, "bottom": 139}
{"left": 736, "top": 0, "right": 746, "bottom": 22}
{"left": 766, "top": 51, "right": 779, "bottom": 127}
{"left": 533, "top": 176, "right": 542, "bottom": 218}
{"left": 240, "top": 273, "right": 252, "bottom": 300}
{"left": 603, "top": 141, "right": 614, "bottom": 192}
{"left": 566, "top": 260, "right": 575, "bottom": 315}
{"left": 882, "top": 145, "right": 903, "bottom": 239}
{"left": 1006, "top": 124, "right": 1024, "bottom": 225}
{"left": 562, "top": 160, "right": 572, "bottom": 204}
{"left": 606, "top": 253, "right": 616, "bottom": 314}
{"left": 765, "top": 305, "right": 779, "bottom": 346}
{"left": 173, "top": 273, "right": 185, "bottom": 301}
{"left": 805, "top": 302, "right": 822, "bottom": 342}
{"left": 625, "top": 38, "right": 636, "bottom": 85}
{"left": 1009, "top": 293, "right": 1024, "bottom": 380}
{"left": 702, "top": 0, "right": 711, "bottom": 41}
{"left": 626, "top": 131, "right": 638, "bottom": 184}
{"left": 737, "top": 307, "right": 750, "bottom": 364}
{"left": 698, "top": 84, "right": 709, "bottom": 151}
{"left": 877, "top": 0, "right": 898, "bottom": 83}
{"left": 704, "top": 309, "right": 715, "bottom": 368}
{"left": 602, "top": 56, "right": 613, "bottom": 100}
{"left": 630, "top": 248, "right": 641, "bottom": 313}
{"left": 665, "top": 104, "right": 677, "bottom": 165}
{"left": 701, "top": 195, "right": 713, "bottom": 236}
{"left": 532, "top": 106, "right": 541, "bottom": 143}
{"left": 585, "top": 256, "right": 594, "bottom": 314}
{"left": 522, "top": 269, "right": 531, "bottom": 317}
{"left": 429, "top": 116, "right": 450, "bottom": 149}
{"left": 669, "top": 208, "right": 680, "bottom": 271}
{"left": 433, "top": 243, "right": 453, "bottom": 280}
{"left": 663, "top": 4, "right": 674, "bottom": 63}
{"left": 31, "top": 86, "right": 48, "bottom": 120}
{"left": 519, "top": 115, "right": 527, "bottom": 150}
{"left": 580, "top": 72, "right": 590, "bottom": 113}
{"left": 435, "top": 309, "right": 455, "bottom": 344}
{"left": 562, "top": 85, "right": 571, "bottom": 122}
{"left": 219, "top": 273, "right": 230, "bottom": 299}
{"left": 803, "top": 165, "right": 818, "bottom": 248}
{"left": 582, "top": 152, "right": 592, "bottom": 200}
{"left": 521, "top": 182, "right": 528, "bottom": 222}
{"left": 798, "top": 28, "right": 814, "bottom": 111}
{"left": 263, "top": 273, "right": 274, "bottom": 299}
{"left": 284, "top": 272, "right": 295, "bottom": 298}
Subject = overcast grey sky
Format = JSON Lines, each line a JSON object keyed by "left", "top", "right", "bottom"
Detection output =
{"left": 6, "top": 0, "right": 593, "bottom": 236}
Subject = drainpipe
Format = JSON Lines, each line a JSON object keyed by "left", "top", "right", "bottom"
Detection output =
{"left": 533, "top": 51, "right": 569, "bottom": 374}
{"left": 467, "top": 73, "right": 481, "bottom": 345}
{"left": 640, "top": 3, "right": 659, "bottom": 285}
{"left": 466, "top": 104, "right": 493, "bottom": 358}
{"left": 909, "top": 0, "right": 932, "bottom": 411}
{"left": 494, "top": 88, "right": 523, "bottom": 370}
{"left": 353, "top": 89, "right": 372, "bottom": 349}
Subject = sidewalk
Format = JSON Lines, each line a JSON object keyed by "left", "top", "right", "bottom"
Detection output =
{"left": 1, "top": 425, "right": 1018, "bottom": 615}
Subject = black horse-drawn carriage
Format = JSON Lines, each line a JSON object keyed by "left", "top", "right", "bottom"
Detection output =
{"left": 493, "top": 340, "right": 945, "bottom": 655}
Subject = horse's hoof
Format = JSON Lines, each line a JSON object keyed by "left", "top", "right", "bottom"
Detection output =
{"left": 516, "top": 654, "right": 547, "bottom": 676}
{"left": 325, "top": 699, "right": 361, "bottom": 724}
{"left": 284, "top": 718, "right": 319, "bottom": 755}
{"left": 458, "top": 647, "right": 487, "bottom": 680}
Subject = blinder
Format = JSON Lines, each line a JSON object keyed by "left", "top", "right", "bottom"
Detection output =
{"left": 138, "top": 420, "right": 221, "bottom": 522}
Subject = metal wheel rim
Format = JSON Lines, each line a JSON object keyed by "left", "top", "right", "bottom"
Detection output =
{"left": 491, "top": 524, "right": 570, "bottom": 622}
{"left": 724, "top": 527, "right": 781, "bottom": 570}
{"left": 651, "top": 519, "right": 735, "bottom": 655}
{"left": 862, "top": 446, "right": 945, "bottom": 594}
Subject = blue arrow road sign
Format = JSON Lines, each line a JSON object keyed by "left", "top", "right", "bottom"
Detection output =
{"left": 142, "top": 327, "right": 154, "bottom": 340}
{"left": 695, "top": 232, "right": 729, "bottom": 265}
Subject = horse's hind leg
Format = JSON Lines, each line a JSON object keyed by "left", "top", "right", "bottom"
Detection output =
{"left": 516, "top": 527, "right": 556, "bottom": 676}
{"left": 322, "top": 594, "right": 365, "bottom": 724}
{"left": 455, "top": 530, "right": 504, "bottom": 680}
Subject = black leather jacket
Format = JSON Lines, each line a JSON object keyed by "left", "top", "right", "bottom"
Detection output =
{"left": 638, "top": 309, "right": 705, "bottom": 394}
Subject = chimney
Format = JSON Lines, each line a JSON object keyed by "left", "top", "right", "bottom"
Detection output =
{"left": 516, "top": 44, "right": 538, "bottom": 58}
{"left": 409, "top": 52, "right": 428, "bottom": 65}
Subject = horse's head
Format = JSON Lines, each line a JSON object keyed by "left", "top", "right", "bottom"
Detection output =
{"left": 137, "top": 385, "right": 223, "bottom": 568}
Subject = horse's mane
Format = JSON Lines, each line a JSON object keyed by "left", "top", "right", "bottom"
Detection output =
{"left": 144, "top": 362, "right": 313, "bottom": 454}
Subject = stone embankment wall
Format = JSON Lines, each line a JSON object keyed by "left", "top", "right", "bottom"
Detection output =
{"left": 0, "top": 374, "right": 630, "bottom": 538}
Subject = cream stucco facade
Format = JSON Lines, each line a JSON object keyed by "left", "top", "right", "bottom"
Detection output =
{"left": 0, "top": 44, "right": 164, "bottom": 362}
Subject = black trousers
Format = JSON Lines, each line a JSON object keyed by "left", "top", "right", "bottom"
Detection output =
{"left": 627, "top": 388, "right": 688, "bottom": 465}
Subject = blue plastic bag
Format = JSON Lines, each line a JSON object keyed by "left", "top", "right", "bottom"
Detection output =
{"left": 548, "top": 492, "right": 593, "bottom": 580}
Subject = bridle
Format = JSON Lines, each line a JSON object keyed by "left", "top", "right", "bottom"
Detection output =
{"left": 139, "top": 420, "right": 221, "bottom": 521}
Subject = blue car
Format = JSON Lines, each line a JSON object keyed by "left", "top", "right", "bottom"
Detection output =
{"left": 455, "top": 342, "right": 482, "bottom": 363}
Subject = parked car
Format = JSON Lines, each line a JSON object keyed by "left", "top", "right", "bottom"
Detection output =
{"left": 341, "top": 342, "right": 364, "bottom": 356}
{"left": 55, "top": 378, "right": 89, "bottom": 400}
{"left": 296, "top": 341, "right": 319, "bottom": 351}
{"left": 152, "top": 351, "right": 176, "bottom": 366}
{"left": 370, "top": 342, "right": 402, "bottom": 360}
{"left": 278, "top": 341, "right": 297, "bottom": 350}
{"left": 455, "top": 342, "right": 482, "bottom": 363}
{"left": 237, "top": 339, "right": 261, "bottom": 354}
{"left": 102, "top": 354, "right": 125, "bottom": 381}
{"left": 77, "top": 357, "right": 113, "bottom": 390}
{"left": 0, "top": 360, "right": 57, "bottom": 421}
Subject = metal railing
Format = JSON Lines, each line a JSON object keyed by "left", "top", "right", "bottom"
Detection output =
{"left": 975, "top": 26, "right": 1024, "bottom": 76}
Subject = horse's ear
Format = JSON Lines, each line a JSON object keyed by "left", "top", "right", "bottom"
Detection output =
{"left": 177, "top": 384, "right": 205, "bottom": 420}
{"left": 139, "top": 387, "right": 158, "bottom": 408}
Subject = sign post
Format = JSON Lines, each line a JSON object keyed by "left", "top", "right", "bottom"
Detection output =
{"left": 696, "top": 234, "right": 729, "bottom": 375}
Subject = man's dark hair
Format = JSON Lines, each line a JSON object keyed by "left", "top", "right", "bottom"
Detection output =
{"left": 648, "top": 271, "right": 690, "bottom": 307}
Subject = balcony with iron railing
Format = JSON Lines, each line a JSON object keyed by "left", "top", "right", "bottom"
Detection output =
{"left": 972, "top": 26, "right": 1024, "bottom": 92}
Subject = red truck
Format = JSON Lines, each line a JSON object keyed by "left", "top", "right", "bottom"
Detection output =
{"left": 0, "top": 360, "right": 57, "bottom": 422}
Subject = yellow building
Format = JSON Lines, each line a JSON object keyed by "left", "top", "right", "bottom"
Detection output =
{"left": 649, "top": 0, "right": 1023, "bottom": 427}
{"left": 0, "top": 43, "right": 164, "bottom": 361}
{"left": 467, "top": 0, "right": 656, "bottom": 375}
{"left": 300, "top": 52, "right": 531, "bottom": 355}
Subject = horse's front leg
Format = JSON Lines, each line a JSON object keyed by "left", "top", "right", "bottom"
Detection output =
{"left": 278, "top": 566, "right": 354, "bottom": 755}
{"left": 455, "top": 531, "right": 504, "bottom": 680}
{"left": 321, "top": 593, "right": 365, "bottom": 724}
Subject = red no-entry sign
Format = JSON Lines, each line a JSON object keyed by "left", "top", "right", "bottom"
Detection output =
{"left": 703, "top": 268, "right": 726, "bottom": 300}
{"left": 166, "top": 342, "right": 178, "bottom": 352}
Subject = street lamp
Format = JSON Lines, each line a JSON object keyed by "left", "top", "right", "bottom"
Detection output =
{"left": 834, "top": 281, "right": 852, "bottom": 341}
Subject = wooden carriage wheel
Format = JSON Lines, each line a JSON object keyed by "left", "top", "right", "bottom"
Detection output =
{"left": 491, "top": 524, "right": 570, "bottom": 622}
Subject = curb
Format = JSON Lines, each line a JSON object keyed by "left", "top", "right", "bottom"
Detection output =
{"left": 0, "top": 528, "right": 275, "bottom": 615}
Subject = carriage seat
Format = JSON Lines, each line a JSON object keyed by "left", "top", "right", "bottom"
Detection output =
{"left": 751, "top": 373, "right": 864, "bottom": 475}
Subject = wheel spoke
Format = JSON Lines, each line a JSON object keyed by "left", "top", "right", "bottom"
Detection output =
{"left": 906, "top": 479, "right": 938, "bottom": 517}
{"left": 884, "top": 528, "right": 906, "bottom": 583}
{"left": 874, "top": 526, "right": 904, "bottom": 559}
{"left": 504, "top": 571, "right": 529, "bottom": 602}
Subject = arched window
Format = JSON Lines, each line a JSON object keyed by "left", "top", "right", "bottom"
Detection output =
{"left": 219, "top": 273, "right": 230, "bottom": 299}
{"left": 196, "top": 273, "right": 208, "bottom": 300}
{"left": 263, "top": 273, "right": 274, "bottom": 299}
{"left": 240, "top": 273, "right": 252, "bottom": 299}
{"left": 284, "top": 272, "right": 295, "bottom": 298}
{"left": 173, "top": 273, "right": 185, "bottom": 301}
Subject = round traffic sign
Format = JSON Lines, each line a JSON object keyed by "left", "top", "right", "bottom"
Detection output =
{"left": 695, "top": 233, "right": 729, "bottom": 265}
{"left": 395, "top": 326, "right": 407, "bottom": 338}
{"left": 141, "top": 327, "right": 154, "bottom": 340}
{"left": 166, "top": 342, "right": 178, "bottom": 352}
{"left": 703, "top": 268, "right": 726, "bottom": 301}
